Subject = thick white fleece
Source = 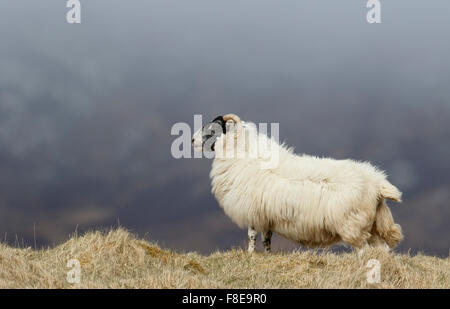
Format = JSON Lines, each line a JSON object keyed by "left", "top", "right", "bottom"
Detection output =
{"left": 210, "top": 122, "right": 402, "bottom": 248}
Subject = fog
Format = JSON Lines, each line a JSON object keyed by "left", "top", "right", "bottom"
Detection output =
{"left": 0, "top": 1, "right": 449, "bottom": 255}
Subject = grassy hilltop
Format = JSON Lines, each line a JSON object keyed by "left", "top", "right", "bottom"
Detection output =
{"left": 0, "top": 228, "right": 448, "bottom": 289}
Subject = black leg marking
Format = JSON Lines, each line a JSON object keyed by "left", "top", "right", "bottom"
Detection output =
{"left": 262, "top": 231, "right": 272, "bottom": 253}
{"left": 248, "top": 227, "right": 258, "bottom": 253}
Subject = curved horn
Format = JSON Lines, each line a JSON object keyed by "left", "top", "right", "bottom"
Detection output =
{"left": 222, "top": 113, "right": 242, "bottom": 137}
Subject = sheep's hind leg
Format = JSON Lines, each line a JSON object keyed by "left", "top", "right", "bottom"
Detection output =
{"left": 248, "top": 227, "right": 258, "bottom": 253}
{"left": 368, "top": 231, "right": 391, "bottom": 252}
{"left": 357, "top": 243, "right": 368, "bottom": 258}
{"left": 262, "top": 231, "right": 273, "bottom": 254}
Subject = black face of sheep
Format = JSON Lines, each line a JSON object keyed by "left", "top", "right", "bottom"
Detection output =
{"left": 192, "top": 116, "right": 226, "bottom": 152}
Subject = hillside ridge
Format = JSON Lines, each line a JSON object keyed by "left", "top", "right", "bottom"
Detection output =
{"left": 0, "top": 228, "right": 448, "bottom": 288}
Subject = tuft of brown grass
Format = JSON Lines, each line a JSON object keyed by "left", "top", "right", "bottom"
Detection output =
{"left": 0, "top": 228, "right": 448, "bottom": 289}
{"left": 184, "top": 260, "right": 206, "bottom": 275}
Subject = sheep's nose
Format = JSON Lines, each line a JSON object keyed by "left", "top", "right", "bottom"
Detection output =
{"left": 191, "top": 138, "right": 195, "bottom": 144}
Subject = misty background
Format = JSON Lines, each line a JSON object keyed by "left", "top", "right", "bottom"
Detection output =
{"left": 0, "top": 1, "right": 449, "bottom": 256}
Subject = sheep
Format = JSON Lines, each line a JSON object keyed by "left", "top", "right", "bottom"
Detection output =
{"left": 192, "top": 114, "right": 403, "bottom": 253}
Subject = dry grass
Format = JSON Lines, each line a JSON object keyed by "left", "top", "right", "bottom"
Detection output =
{"left": 0, "top": 228, "right": 448, "bottom": 289}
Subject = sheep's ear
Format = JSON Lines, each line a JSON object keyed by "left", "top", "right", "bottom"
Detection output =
{"left": 211, "top": 116, "right": 226, "bottom": 134}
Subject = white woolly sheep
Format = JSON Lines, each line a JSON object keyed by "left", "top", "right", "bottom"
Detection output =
{"left": 192, "top": 114, "right": 403, "bottom": 253}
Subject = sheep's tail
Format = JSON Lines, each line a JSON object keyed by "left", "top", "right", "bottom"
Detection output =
{"left": 379, "top": 180, "right": 402, "bottom": 202}
{"left": 375, "top": 199, "right": 403, "bottom": 248}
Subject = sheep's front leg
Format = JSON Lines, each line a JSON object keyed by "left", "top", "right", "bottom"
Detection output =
{"left": 248, "top": 227, "right": 257, "bottom": 253}
{"left": 262, "top": 231, "right": 273, "bottom": 253}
